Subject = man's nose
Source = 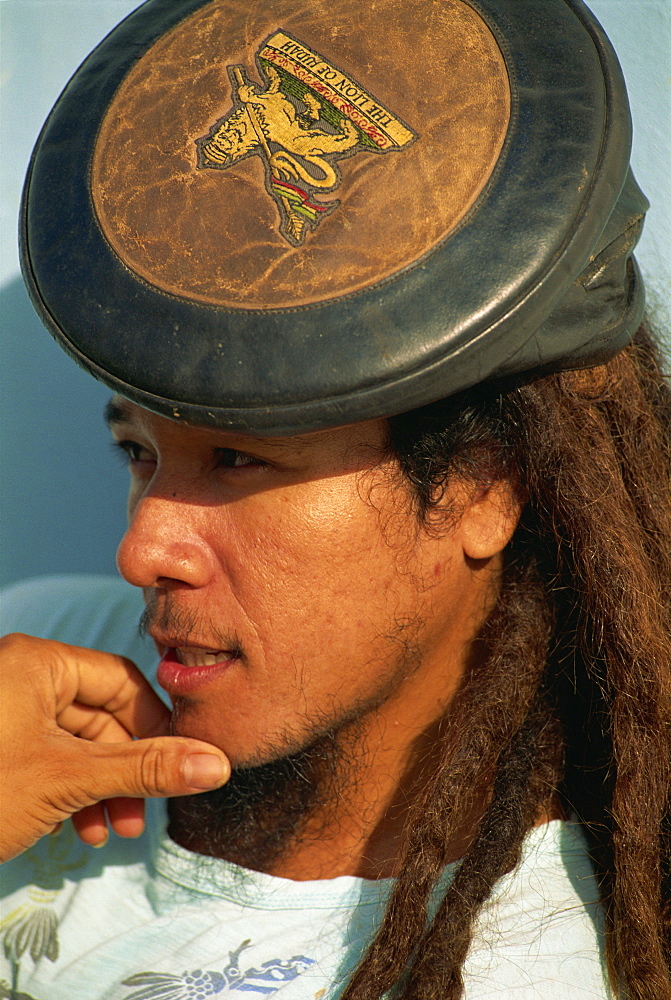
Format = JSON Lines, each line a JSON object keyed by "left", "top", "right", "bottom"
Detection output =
{"left": 116, "top": 495, "right": 217, "bottom": 590}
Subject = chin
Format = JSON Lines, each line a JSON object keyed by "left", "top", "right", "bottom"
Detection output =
{"left": 169, "top": 698, "right": 294, "bottom": 769}
{"left": 169, "top": 699, "right": 234, "bottom": 754}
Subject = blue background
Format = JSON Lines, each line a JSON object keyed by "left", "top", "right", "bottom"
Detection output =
{"left": 1, "top": 0, "right": 669, "bottom": 587}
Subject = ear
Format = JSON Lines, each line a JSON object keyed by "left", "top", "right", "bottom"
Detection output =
{"left": 459, "top": 481, "right": 523, "bottom": 560}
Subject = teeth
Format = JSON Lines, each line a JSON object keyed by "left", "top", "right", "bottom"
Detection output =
{"left": 175, "top": 647, "right": 227, "bottom": 667}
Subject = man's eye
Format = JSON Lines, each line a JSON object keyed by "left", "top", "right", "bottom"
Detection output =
{"left": 113, "top": 440, "right": 155, "bottom": 465}
{"left": 214, "top": 448, "right": 265, "bottom": 470}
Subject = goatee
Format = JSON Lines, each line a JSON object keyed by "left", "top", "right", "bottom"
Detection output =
{"left": 168, "top": 722, "right": 355, "bottom": 872}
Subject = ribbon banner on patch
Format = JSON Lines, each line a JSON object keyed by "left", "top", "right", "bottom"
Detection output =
{"left": 196, "top": 30, "right": 417, "bottom": 246}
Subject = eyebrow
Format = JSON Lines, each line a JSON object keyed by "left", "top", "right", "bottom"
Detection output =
{"left": 104, "top": 397, "right": 130, "bottom": 428}
{"left": 102, "top": 396, "right": 319, "bottom": 456}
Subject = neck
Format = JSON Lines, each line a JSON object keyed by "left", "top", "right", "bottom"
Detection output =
{"left": 259, "top": 714, "right": 488, "bottom": 881}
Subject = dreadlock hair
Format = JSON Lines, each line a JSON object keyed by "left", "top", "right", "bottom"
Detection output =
{"left": 341, "top": 324, "right": 671, "bottom": 1000}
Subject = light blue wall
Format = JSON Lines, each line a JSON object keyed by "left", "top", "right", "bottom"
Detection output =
{"left": 1, "top": 0, "right": 670, "bottom": 587}
{"left": 1, "top": 2, "right": 143, "bottom": 588}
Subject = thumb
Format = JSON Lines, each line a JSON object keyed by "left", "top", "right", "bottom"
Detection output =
{"left": 0, "top": 736, "right": 231, "bottom": 862}
{"left": 75, "top": 737, "right": 230, "bottom": 801}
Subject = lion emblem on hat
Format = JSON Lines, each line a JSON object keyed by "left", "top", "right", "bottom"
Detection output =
{"left": 196, "top": 31, "right": 416, "bottom": 246}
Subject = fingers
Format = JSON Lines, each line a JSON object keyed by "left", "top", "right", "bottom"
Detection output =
{"left": 47, "top": 638, "right": 172, "bottom": 738}
{"left": 1, "top": 633, "right": 171, "bottom": 740}
{"left": 58, "top": 702, "right": 136, "bottom": 743}
{"left": 106, "top": 798, "right": 146, "bottom": 839}
{"left": 72, "top": 799, "right": 146, "bottom": 846}
{"left": 71, "top": 803, "right": 109, "bottom": 847}
{"left": 0, "top": 633, "right": 231, "bottom": 861}
{"left": 0, "top": 733, "right": 230, "bottom": 862}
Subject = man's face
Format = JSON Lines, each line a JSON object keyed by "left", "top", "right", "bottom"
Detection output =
{"left": 110, "top": 398, "right": 492, "bottom": 768}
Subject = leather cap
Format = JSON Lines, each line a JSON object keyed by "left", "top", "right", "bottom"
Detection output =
{"left": 21, "top": 0, "right": 647, "bottom": 434}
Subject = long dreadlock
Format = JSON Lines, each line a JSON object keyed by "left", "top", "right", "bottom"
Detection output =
{"left": 342, "top": 325, "right": 671, "bottom": 1000}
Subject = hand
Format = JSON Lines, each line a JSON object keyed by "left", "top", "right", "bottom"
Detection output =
{"left": 0, "top": 633, "right": 230, "bottom": 862}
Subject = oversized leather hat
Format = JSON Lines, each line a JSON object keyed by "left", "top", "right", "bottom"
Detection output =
{"left": 21, "top": 0, "right": 647, "bottom": 434}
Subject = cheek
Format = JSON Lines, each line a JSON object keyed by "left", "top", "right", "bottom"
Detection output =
{"left": 223, "top": 483, "right": 411, "bottom": 658}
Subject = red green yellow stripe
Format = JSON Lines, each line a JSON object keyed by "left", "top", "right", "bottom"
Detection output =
{"left": 271, "top": 179, "right": 330, "bottom": 222}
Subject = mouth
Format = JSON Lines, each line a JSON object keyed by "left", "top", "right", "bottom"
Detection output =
{"left": 174, "top": 646, "right": 240, "bottom": 667}
{"left": 156, "top": 644, "right": 242, "bottom": 696}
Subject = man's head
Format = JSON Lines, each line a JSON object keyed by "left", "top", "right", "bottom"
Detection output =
{"left": 23, "top": 0, "right": 649, "bottom": 778}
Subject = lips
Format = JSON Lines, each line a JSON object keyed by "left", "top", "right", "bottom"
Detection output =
{"left": 156, "top": 645, "right": 240, "bottom": 696}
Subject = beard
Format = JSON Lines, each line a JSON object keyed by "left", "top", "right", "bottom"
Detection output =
{"left": 166, "top": 656, "right": 427, "bottom": 872}
{"left": 168, "top": 721, "right": 352, "bottom": 872}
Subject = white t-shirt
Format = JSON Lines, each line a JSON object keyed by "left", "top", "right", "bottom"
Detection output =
{"left": 0, "top": 576, "right": 613, "bottom": 999}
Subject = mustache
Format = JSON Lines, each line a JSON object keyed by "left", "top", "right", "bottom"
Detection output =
{"left": 139, "top": 594, "right": 244, "bottom": 657}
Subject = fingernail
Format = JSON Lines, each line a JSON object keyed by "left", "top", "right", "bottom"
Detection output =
{"left": 183, "top": 753, "right": 227, "bottom": 789}
{"left": 92, "top": 830, "right": 109, "bottom": 848}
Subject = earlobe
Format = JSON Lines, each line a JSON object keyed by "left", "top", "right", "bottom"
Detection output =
{"left": 460, "top": 482, "right": 523, "bottom": 560}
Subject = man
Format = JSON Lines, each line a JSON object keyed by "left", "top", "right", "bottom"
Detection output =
{"left": 1, "top": 0, "right": 670, "bottom": 998}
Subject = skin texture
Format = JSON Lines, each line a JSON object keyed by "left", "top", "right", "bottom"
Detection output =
{"left": 109, "top": 398, "right": 521, "bottom": 878}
